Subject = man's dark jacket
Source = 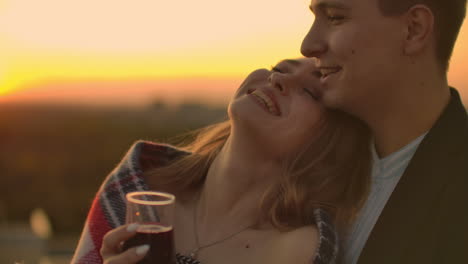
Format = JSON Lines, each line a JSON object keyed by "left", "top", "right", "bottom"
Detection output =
{"left": 358, "top": 88, "right": 468, "bottom": 263}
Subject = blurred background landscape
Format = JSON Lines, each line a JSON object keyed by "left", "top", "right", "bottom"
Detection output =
{"left": 1, "top": 0, "right": 468, "bottom": 263}
{"left": 0, "top": 101, "right": 226, "bottom": 263}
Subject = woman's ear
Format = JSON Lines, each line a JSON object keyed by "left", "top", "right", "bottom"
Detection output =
{"left": 402, "top": 5, "right": 434, "bottom": 55}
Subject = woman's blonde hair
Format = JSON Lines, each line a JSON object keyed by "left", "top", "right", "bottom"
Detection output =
{"left": 145, "top": 109, "right": 371, "bottom": 232}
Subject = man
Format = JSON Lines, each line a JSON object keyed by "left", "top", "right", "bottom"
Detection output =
{"left": 301, "top": 0, "right": 468, "bottom": 263}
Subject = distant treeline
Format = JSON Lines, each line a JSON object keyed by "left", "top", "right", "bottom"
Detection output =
{"left": 0, "top": 102, "right": 226, "bottom": 235}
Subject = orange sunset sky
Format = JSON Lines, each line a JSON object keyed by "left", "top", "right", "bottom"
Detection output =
{"left": 0, "top": 0, "right": 467, "bottom": 107}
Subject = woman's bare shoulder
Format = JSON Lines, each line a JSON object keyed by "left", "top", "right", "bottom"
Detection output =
{"left": 269, "top": 225, "right": 319, "bottom": 264}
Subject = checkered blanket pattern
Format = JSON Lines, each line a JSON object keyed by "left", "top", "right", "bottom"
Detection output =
{"left": 71, "top": 141, "right": 338, "bottom": 263}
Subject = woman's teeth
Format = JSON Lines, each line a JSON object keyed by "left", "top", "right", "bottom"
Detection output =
{"left": 251, "top": 90, "right": 280, "bottom": 116}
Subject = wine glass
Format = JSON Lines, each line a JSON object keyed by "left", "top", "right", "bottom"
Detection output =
{"left": 123, "top": 191, "right": 176, "bottom": 264}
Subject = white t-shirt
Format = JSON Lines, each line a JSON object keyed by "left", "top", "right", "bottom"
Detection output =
{"left": 342, "top": 133, "right": 427, "bottom": 263}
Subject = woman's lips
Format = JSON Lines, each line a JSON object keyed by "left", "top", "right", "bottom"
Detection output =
{"left": 248, "top": 89, "right": 281, "bottom": 116}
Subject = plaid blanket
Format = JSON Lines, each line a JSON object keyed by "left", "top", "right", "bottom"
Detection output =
{"left": 71, "top": 141, "right": 338, "bottom": 264}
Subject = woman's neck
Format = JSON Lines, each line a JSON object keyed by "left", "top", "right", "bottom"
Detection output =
{"left": 196, "top": 135, "right": 282, "bottom": 232}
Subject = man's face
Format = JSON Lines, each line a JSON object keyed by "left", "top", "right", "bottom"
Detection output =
{"left": 301, "top": 0, "right": 405, "bottom": 116}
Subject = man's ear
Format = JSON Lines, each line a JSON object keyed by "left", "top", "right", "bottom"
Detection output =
{"left": 402, "top": 5, "right": 434, "bottom": 55}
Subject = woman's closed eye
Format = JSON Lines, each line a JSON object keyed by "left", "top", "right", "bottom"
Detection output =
{"left": 270, "top": 65, "right": 319, "bottom": 100}
{"left": 303, "top": 88, "right": 318, "bottom": 100}
{"left": 305, "top": 72, "right": 321, "bottom": 100}
{"left": 270, "top": 66, "right": 285, "bottom": 73}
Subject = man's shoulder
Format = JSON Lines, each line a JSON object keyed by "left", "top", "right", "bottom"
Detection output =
{"left": 418, "top": 88, "right": 468, "bottom": 161}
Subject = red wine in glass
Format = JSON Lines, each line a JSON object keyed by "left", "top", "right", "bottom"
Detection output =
{"left": 123, "top": 223, "right": 176, "bottom": 264}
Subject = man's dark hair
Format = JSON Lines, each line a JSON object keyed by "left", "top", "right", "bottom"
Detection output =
{"left": 378, "top": 0, "right": 466, "bottom": 72}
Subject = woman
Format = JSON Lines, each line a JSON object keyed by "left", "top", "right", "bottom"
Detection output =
{"left": 72, "top": 58, "right": 372, "bottom": 264}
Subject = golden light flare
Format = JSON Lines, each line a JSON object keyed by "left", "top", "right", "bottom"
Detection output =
{"left": 0, "top": 33, "right": 306, "bottom": 96}
{"left": 0, "top": 0, "right": 311, "bottom": 102}
{"left": 0, "top": 0, "right": 467, "bottom": 105}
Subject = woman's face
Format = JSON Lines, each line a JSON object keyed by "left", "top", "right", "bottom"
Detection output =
{"left": 228, "top": 58, "right": 326, "bottom": 158}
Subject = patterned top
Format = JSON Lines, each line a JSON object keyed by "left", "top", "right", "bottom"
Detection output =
{"left": 71, "top": 141, "right": 338, "bottom": 264}
{"left": 177, "top": 253, "right": 201, "bottom": 264}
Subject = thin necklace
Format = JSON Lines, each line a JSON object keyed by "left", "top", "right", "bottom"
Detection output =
{"left": 189, "top": 196, "right": 254, "bottom": 259}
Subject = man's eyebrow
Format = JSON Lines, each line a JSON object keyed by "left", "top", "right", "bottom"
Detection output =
{"left": 309, "top": 1, "right": 349, "bottom": 13}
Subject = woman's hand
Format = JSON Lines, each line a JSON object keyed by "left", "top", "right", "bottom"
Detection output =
{"left": 100, "top": 223, "right": 150, "bottom": 264}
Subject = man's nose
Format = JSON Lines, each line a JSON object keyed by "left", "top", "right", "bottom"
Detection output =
{"left": 301, "top": 24, "right": 327, "bottom": 58}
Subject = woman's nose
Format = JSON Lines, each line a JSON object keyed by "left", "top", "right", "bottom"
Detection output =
{"left": 268, "top": 72, "right": 289, "bottom": 95}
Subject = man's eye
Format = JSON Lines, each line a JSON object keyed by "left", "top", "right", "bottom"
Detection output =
{"left": 327, "top": 15, "right": 345, "bottom": 23}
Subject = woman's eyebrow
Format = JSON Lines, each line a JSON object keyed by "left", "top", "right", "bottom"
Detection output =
{"left": 278, "top": 59, "right": 301, "bottom": 67}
